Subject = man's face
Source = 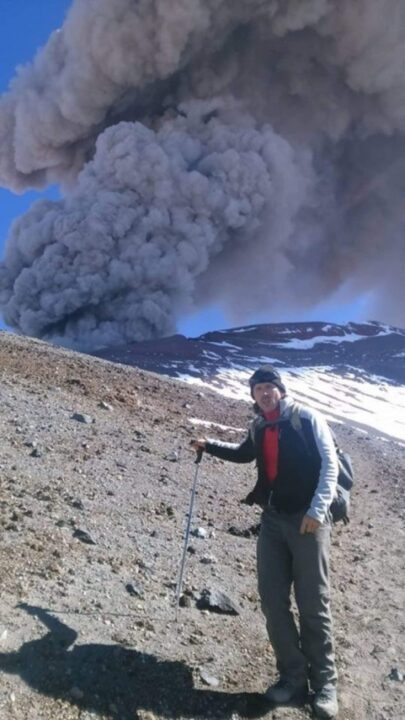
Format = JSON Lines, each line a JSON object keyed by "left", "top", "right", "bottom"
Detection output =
{"left": 252, "top": 382, "right": 283, "bottom": 413}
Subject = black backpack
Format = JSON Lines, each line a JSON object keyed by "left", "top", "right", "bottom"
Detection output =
{"left": 289, "top": 404, "right": 354, "bottom": 524}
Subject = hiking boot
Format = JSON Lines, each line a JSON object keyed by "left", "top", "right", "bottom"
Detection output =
{"left": 313, "top": 685, "right": 338, "bottom": 718}
{"left": 264, "top": 678, "right": 307, "bottom": 704}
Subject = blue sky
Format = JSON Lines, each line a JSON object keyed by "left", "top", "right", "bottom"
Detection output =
{"left": 0, "top": 0, "right": 372, "bottom": 340}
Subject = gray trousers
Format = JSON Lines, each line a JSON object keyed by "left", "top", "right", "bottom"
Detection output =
{"left": 257, "top": 506, "right": 337, "bottom": 691}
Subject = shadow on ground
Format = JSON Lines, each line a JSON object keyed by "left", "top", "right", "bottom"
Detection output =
{"left": 0, "top": 604, "right": 270, "bottom": 720}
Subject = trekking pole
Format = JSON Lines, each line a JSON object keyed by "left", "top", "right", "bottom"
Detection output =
{"left": 175, "top": 447, "right": 204, "bottom": 622}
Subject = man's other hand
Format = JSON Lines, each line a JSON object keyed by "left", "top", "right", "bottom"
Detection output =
{"left": 300, "top": 514, "right": 322, "bottom": 534}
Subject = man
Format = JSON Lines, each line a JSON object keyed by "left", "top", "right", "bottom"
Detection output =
{"left": 191, "top": 365, "right": 339, "bottom": 719}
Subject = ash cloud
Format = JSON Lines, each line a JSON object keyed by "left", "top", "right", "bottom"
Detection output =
{"left": 1, "top": 0, "right": 405, "bottom": 347}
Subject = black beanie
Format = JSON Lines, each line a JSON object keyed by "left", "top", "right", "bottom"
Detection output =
{"left": 249, "top": 365, "right": 287, "bottom": 396}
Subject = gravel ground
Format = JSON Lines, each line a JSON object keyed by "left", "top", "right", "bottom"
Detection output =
{"left": 0, "top": 331, "right": 403, "bottom": 720}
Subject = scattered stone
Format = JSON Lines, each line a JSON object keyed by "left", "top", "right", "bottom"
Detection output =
{"left": 199, "top": 667, "right": 220, "bottom": 687}
{"left": 73, "top": 528, "right": 96, "bottom": 545}
{"left": 228, "top": 523, "right": 261, "bottom": 538}
{"left": 36, "top": 490, "right": 52, "bottom": 502}
{"left": 55, "top": 519, "right": 68, "bottom": 528}
{"left": 179, "top": 594, "right": 192, "bottom": 608}
{"left": 189, "top": 633, "right": 202, "bottom": 645}
{"left": 179, "top": 588, "right": 195, "bottom": 608}
{"left": 197, "top": 588, "right": 240, "bottom": 615}
{"left": 137, "top": 711, "right": 157, "bottom": 720}
{"left": 155, "top": 502, "right": 175, "bottom": 518}
{"left": 70, "top": 686, "right": 84, "bottom": 701}
{"left": 389, "top": 667, "right": 404, "bottom": 682}
{"left": 71, "top": 413, "right": 93, "bottom": 424}
{"left": 30, "top": 447, "right": 43, "bottom": 458}
{"left": 200, "top": 555, "right": 217, "bottom": 565}
{"left": 186, "top": 545, "right": 196, "bottom": 554}
{"left": 125, "top": 582, "right": 143, "bottom": 598}
{"left": 99, "top": 400, "right": 113, "bottom": 410}
{"left": 192, "top": 527, "right": 207, "bottom": 539}
{"left": 71, "top": 498, "right": 84, "bottom": 510}
{"left": 165, "top": 450, "right": 179, "bottom": 462}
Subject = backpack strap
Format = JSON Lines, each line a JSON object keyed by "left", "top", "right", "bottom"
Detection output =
{"left": 288, "top": 402, "right": 311, "bottom": 453}
{"left": 289, "top": 402, "right": 303, "bottom": 433}
{"left": 249, "top": 416, "right": 261, "bottom": 445}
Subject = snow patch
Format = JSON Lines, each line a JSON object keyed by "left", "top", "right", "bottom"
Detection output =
{"left": 207, "top": 341, "right": 242, "bottom": 350}
{"left": 179, "top": 364, "right": 405, "bottom": 443}
{"left": 188, "top": 418, "right": 245, "bottom": 433}
{"left": 273, "top": 333, "right": 367, "bottom": 350}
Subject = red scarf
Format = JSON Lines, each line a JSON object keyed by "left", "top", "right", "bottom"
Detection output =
{"left": 263, "top": 407, "right": 280, "bottom": 484}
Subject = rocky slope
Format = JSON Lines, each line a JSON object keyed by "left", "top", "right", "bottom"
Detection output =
{"left": 0, "top": 330, "right": 403, "bottom": 720}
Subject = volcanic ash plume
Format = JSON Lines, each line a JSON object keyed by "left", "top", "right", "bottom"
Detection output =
{"left": 0, "top": 0, "right": 405, "bottom": 347}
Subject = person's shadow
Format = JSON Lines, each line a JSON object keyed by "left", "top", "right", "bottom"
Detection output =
{"left": 0, "top": 604, "right": 270, "bottom": 719}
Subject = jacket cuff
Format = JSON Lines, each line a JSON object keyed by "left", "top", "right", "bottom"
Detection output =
{"left": 306, "top": 506, "right": 327, "bottom": 524}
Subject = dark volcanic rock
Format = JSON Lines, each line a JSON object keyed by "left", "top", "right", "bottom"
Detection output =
{"left": 228, "top": 523, "right": 261, "bottom": 538}
{"left": 73, "top": 528, "right": 96, "bottom": 545}
{"left": 71, "top": 412, "right": 94, "bottom": 424}
{"left": 197, "top": 588, "right": 240, "bottom": 615}
{"left": 125, "top": 582, "right": 143, "bottom": 598}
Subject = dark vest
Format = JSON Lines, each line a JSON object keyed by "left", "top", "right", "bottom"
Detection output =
{"left": 249, "top": 417, "right": 321, "bottom": 512}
